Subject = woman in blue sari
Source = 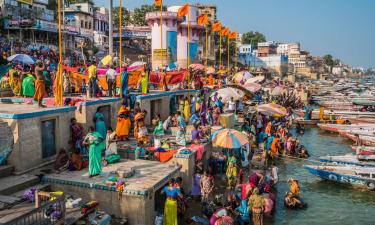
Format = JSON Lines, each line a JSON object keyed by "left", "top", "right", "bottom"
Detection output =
{"left": 94, "top": 109, "right": 106, "bottom": 139}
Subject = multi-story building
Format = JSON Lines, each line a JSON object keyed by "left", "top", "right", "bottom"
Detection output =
{"left": 258, "top": 55, "right": 289, "bottom": 76}
{"left": 196, "top": 3, "right": 217, "bottom": 62}
{"left": 63, "top": 1, "right": 94, "bottom": 49}
{"left": 257, "top": 41, "right": 277, "bottom": 57}
{"left": 276, "top": 43, "right": 289, "bottom": 55}
{"left": 1, "top": 0, "right": 57, "bottom": 44}
{"left": 93, "top": 7, "right": 109, "bottom": 49}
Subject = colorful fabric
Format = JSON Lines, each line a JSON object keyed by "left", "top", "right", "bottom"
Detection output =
{"left": 163, "top": 198, "right": 178, "bottom": 225}
{"left": 153, "top": 121, "right": 165, "bottom": 136}
{"left": 211, "top": 129, "right": 249, "bottom": 149}
{"left": 140, "top": 72, "right": 148, "bottom": 94}
{"left": 33, "top": 79, "right": 45, "bottom": 102}
{"left": 184, "top": 100, "right": 190, "bottom": 121}
{"left": 22, "top": 74, "right": 35, "bottom": 97}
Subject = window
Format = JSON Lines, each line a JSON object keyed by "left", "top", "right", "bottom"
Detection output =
{"left": 89, "top": 22, "right": 91, "bottom": 29}
{"left": 81, "top": 20, "right": 84, "bottom": 28}
{"left": 41, "top": 119, "right": 56, "bottom": 158}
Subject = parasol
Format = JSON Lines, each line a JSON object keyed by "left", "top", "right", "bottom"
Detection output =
{"left": 100, "top": 55, "right": 112, "bottom": 66}
{"left": 189, "top": 63, "right": 205, "bottom": 70}
{"left": 211, "top": 129, "right": 249, "bottom": 149}
{"left": 206, "top": 66, "right": 215, "bottom": 74}
{"left": 245, "top": 75, "right": 265, "bottom": 84}
{"left": 271, "top": 86, "right": 283, "bottom": 96}
{"left": 211, "top": 87, "right": 244, "bottom": 102}
{"left": 243, "top": 82, "right": 261, "bottom": 93}
{"left": 128, "top": 61, "right": 146, "bottom": 71}
{"left": 7, "top": 54, "right": 35, "bottom": 65}
{"left": 233, "top": 71, "right": 245, "bottom": 84}
{"left": 256, "top": 103, "right": 287, "bottom": 117}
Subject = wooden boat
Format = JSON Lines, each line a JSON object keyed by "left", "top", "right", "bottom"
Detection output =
{"left": 358, "top": 135, "right": 375, "bottom": 146}
{"left": 304, "top": 164, "right": 375, "bottom": 190}
{"left": 351, "top": 146, "right": 375, "bottom": 155}
{"left": 352, "top": 99, "right": 375, "bottom": 106}
{"left": 320, "top": 154, "right": 375, "bottom": 167}
{"left": 348, "top": 117, "right": 375, "bottom": 124}
{"left": 293, "top": 118, "right": 319, "bottom": 125}
{"left": 338, "top": 128, "right": 375, "bottom": 138}
{"left": 317, "top": 123, "right": 375, "bottom": 133}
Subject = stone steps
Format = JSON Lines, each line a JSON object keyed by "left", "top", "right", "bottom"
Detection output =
{"left": 0, "top": 165, "right": 14, "bottom": 179}
{"left": 10, "top": 183, "right": 50, "bottom": 199}
{"left": 0, "top": 174, "right": 40, "bottom": 195}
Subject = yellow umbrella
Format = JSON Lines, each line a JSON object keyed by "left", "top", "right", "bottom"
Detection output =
{"left": 101, "top": 55, "right": 112, "bottom": 66}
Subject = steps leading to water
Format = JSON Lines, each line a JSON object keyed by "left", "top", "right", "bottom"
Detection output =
{"left": 0, "top": 165, "right": 14, "bottom": 179}
{"left": 0, "top": 174, "right": 40, "bottom": 195}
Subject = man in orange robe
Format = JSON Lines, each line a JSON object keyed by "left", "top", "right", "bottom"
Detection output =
{"left": 115, "top": 105, "right": 131, "bottom": 141}
{"left": 34, "top": 61, "right": 46, "bottom": 107}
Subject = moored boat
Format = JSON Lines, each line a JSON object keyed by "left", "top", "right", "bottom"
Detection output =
{"left": 304, "top": 164, "right": 375, "bottom": 190}
{"left": 319, "top": 154, "right": 375, "bottom": 167}
{"left": 351, "top": 146, "right": 375, "bottom": 155}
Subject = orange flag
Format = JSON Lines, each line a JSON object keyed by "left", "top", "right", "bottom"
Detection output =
{"left": 154, "top": 0, "right": 162, "bottom": 7}
{"left": 212, "top": 22, "right": 222, "bottom": 32}
{"left": 229, "top": 31, "right": 238, "bottom": 39}
{"left": 221, "top": 28, "right": 230, "bottom": 36}
{"left": 178, "top": 4, "right": 189, "bottom": 17}
{"left": 197, "top": 14, "right": 208, "bottom": 26}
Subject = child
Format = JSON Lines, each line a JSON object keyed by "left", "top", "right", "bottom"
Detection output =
{"left": 81, "top": 79, "right": 87, "bottom": 95}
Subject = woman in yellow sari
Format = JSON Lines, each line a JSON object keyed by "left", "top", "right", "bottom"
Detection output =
{"left": 134, "top": 110, "right": 149, "bottom": 143}
{"left": 161, "top": 179, "right": 182, "bottom": 225}
{"left": 183, "top": 97, "right": 190, "bottom": 122}
{"left": 139, "top": 70, "right": 148, "bottom": 94}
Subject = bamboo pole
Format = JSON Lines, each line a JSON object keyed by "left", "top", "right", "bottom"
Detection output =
{"left": 205, "top": 22, "right": 208, "bottom": 75}
{"left": 119, "top": 0, "right": 123, "bottom": 75}
{"left": 160, "top": 3, "right": 163, "bottom": 71}
{"left": 187, "top": 7, "right": 191, "bottom": 91}
{"left": 227, "top": 37, "right": 230, "bottom": 71}
{"left": 219, "top": 32, "right": 222, "bottom": 67}
{"left": 56, "top": 0, "right": 63, "bottom": 106}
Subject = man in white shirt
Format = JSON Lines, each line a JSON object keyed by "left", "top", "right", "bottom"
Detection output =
{"left": 227, "top": 97, "right": 236, "bottom": 112}
{"left": 106, "top": 65, "right": 117, "bottom": 97}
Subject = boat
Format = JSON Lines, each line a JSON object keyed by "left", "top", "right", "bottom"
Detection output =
{"left": 317, "top": 123, "right": 375, "bottom": 133}
{"left": 319, "top": 154, "right": 375, "bottom": 167}
{"left": 304, "top": 164, "right": 375, "bottom": 190}
{"left": 351, "top": 146, "right": 375, "bottom": 155}
{"left": 358, "top": 135, "right": 375, "bottom": 146}
{"left": 352, "top": 99, "right": 375, "bottom": 106}
{"left": 348, "top": 117, "right": 375, "bottom": 124}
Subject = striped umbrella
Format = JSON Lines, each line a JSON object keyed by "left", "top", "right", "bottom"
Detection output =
{"left": 211, "top": 129, "right": 249, "bottom": 149}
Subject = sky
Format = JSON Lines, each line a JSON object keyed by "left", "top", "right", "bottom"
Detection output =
{"left": 94, "top": 0, "right": 375, "bottom": 68}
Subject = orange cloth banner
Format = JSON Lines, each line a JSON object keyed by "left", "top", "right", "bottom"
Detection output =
{"left": 178, "top": 4, "right": 189, "bottom": 17}
{"left": 212, "top": 22, "right": 222, "bottom": 32}
{"left": 154, "top": 0, "right": 162, "bottom": 7}
{"left": 197, "top": 14, "right": 208, "bottom": 25}
{"left": 221, "top": 28, "right": 230, "bottom": 36}
{"left": 229, "top": 31, "right": 238, "bottom": 39}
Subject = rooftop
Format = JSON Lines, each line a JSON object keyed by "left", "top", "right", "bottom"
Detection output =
{"left": 42, "top": 160, "right": 180, "bottom": 197}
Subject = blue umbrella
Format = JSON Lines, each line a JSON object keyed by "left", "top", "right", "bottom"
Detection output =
{"left": 7, "top": 54, "right": 36, "bottom": 65}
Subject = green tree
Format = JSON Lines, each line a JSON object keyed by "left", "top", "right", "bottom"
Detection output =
{"left": 241, "top": 31, "right": 266, "bottom": 48}
{"left": 113, "top": 7, "right": 132, "bottom": 28}
{"left": 132, "top": 4, "right": 166, "bottom": 26}
{"left": 323, "top": 54, "right": 334, "bottom": 67}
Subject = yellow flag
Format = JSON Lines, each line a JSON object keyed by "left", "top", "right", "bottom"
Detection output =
{"left": 212, "top": 22, "right": 222, "bottom": 32}
{"left": 178, "top": 4, "right": 189, "bottom": 17}
{"left": 197, "top": 14, "right": 208, "bottom": 25}
{"left": 229, "top": 32, "right": 238, "bottom": 39}
{"left": 154, "top": 0, "right": 162, "bottom": 7}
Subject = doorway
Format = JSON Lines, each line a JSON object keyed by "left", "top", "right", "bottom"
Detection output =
{"left": 41, "top": 119, "right": 56, "bottom": 158}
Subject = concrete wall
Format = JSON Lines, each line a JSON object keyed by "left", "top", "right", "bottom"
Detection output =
{"left": 75, "top": 99, "right": 122, "bottom": 132}
{"left": 48, "top": 183, "right": 155, "bottom": 225}
{"left": 1, "top": 110, "right": 75, "bottom": 172}
{"left": 171, "top": 151, "right": 196, "bottom": 194}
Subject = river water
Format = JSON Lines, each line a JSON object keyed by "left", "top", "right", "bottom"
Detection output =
{"left": 271, "top": 126, "right": 375, "bottom": 225}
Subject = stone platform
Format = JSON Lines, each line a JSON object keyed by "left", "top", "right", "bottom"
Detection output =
{"left": 42, "top": 160, "right": 180, "bottom": 225}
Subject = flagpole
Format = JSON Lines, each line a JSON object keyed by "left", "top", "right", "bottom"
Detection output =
{"left": 160, "top": 2, "right": 163, "bottom": 72}
{"left": 219, "top": 32, "right": 222, "bottom": 68}
{"left": 119, "top": 0, "right": 123, "bottom": 75}
{"left": 56, "top": 0, "right": 63, "bottom": 106}
{"left": 205, "top": 22, "right": 208, "bottom": 75}
{"left": 227, "top": 37, "right": 230, "bottom": 71}
{"left": 187, "top": 6, "right": 191, "bottom": 89}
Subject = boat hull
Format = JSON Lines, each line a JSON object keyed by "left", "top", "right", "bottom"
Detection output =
{"left": 304, "top": 165, "right": 374, "bottom": 189}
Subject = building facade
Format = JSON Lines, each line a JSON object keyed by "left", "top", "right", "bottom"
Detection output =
{"left": 93, "top": 7, "right": 109, "bottom": 49}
